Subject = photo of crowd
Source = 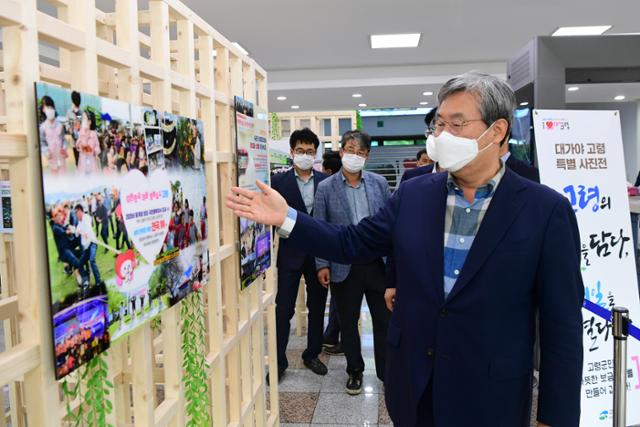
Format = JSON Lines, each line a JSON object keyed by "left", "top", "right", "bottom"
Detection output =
{"left": 36, "top": 82, "right": 210, "bottom": 378}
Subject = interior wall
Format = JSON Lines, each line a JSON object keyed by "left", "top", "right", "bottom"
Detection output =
{"left": 361, "top": 115, "right": 426, "bottom": 137}
{"left": 566, "top": 102, "right": 640, "bottom": 182}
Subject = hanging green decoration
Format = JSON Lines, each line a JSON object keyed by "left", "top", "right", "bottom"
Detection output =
{"left": 270, "top": 112, "right": 281, "bottom": 140}
{"left": 355, "top": 110, "right": 363, "bottom": 130}
{"left": 62, "top": 352, "right": 113, "bottom": 427}
{"left": 181, "top": 286, "right": 212, "bottom": 426}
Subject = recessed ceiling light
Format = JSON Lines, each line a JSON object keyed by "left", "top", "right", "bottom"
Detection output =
{"left": 358, "top": 103, "right": 368, "bottom": 107}
{"left": 419, "top": 101, "right": 429, "bottom": 105}
{"left": 291, "top": 105, "right": 300, "bottom": 109}
{"left": 352, "top": 93, "right": 363, "bottom": 98}
{"left": 567, "top": 86, "right": 580, "bottom": 92}
{"left": 552, "top": 26, "right": 611, "bottom": 37}
{"left": 422, "top": 91, "right": 433, "bottom": 96}
{"left": 370, "top": 33, "right": 421, "bottom": 49}
{"left": 614, "top": 95, "right": 626, "bottom": 101}
{"left": 232, "top": 42, "right": 249, "bottom": 55}
{"left": 276, "top": 96, "right": 287, "bottom": 101}
{"left": 520, "top": 102, "right": 529, "bottom": 106}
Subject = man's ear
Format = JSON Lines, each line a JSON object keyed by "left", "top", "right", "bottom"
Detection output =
{"left": 492, "top": 118, "right": 509, "bottom": 145}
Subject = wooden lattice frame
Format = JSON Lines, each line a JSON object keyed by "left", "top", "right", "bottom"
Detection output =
{"left": 0, "top": 1, "right": 279, "bottom": 426}
{"left": 275, "top": 111, "right": 357, "bottom": 151}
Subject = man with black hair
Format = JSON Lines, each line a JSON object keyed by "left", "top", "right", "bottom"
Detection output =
{"left": 322, "top": 151, "right": 342, "bottom": 176}
{"left": 270, "top": 128, "right": 329, "bottom": 383}
{"left": 401, "top": 108, "right": 440, "bottom": 182}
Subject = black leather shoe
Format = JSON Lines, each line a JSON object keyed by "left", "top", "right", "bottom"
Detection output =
{"left": 303, "top": 358, "right": 328, "bottom": 376}
{"left": 346, "top": 373, "right": 363, "bottom": 395}
{"left": 266, "top": 366, "right": 286, "bottom": 385}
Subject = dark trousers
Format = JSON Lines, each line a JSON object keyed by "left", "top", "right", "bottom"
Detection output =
{"left": 330, "top": 260, "right": 389, "bottom": 380}
{"left": 100, "top": 221, "right": 109, "bottom": 246}
{"left": 275, "top": 257, "right": 328, "bottom": 370}
{"left": 323, "top": 290, "right": 341, "bottom": 345}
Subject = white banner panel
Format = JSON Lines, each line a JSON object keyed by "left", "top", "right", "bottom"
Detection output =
{"left": 534, "top": 110, "right": 640, "bottom": 425}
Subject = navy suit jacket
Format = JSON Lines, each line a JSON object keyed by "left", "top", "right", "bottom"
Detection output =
{"left": 400, "top": 163, "right": 435, "bottom": 182}
{"left": 284, "top": 169, "right": 584, "bottom": 427}
{"left": 271, "top": 168, "right": 327, "bottom": 271}
{"left": 506, "top": 154, "right": 540, "bottom": 183}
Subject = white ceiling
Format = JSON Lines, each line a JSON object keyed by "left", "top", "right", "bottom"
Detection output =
{"left": 184, "top": 0, "right": 640, "bottom": 111}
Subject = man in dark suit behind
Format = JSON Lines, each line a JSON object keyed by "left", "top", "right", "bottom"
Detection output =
{"left": 228, "top": 72, "right": 583, "bottom": 426}
{"left": 502, "top": 141, "right": 540, "bottom": 183}
{"left": 270, "top": 128, "right": 329, "bottom": 383}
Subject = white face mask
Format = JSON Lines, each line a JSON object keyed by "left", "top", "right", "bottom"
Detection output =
{"left": 44, "top": 107, "right": 55, "bottom": 121}
{"left": 342, "top": 153, "right": 366, "bottom": 173}
{"left": 293, "top": 154, "right": 315, "bottom": 171}
{"left": 426, "top": 125, "right": 494, "bottom": 172}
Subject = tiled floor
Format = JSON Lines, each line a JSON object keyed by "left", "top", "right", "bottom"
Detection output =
{"left": 275, "top": 305, "right": 392, "bottom": 427}
{"left": 275, "top": 303, "right": 545, "bottom": 427}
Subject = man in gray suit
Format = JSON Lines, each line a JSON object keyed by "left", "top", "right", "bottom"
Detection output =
{"left": 314, "top": 130, "right": 391, "bottom": 395}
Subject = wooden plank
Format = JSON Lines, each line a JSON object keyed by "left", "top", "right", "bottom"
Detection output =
{"left": 0, "top": 0, "right": 22, "bottom": 26}
{"left": 0, "top": 296, "right": 18, "bottom": 321}
{"left": 149, "top": 0, "right": 171, "bottom": 112}
{"left": 139, "top": 57, "right": 165, "bottom": 81}
{"left": 216, "top": 151, "right": 233, "bottom": 164}
{"left": 67, "top": 0, "right": 99, "bottom": 93}
{"left": 0, "top": 344, "right": 39, "bottom": 386}
{"left": 161, "top": 305, "right": 185, "bottom": 427}
{"left": 95, "top": 39, "right": 133, "bottom": 69}
{"left": 131, "top": 326, "right": 155, "bottom": 427}
{"left": 115, "top": 0, "right": 141, "bottom": 104}
{"left": 39, "top": 63, "right": 71, "bottom": 86}
{"left": 4, "top": 1, "right": 60, "bottom": 423}
{"left": 36, "top": 11, "right": 85, "bottom": 51}
{"left": 153, "top": 398, "right": 179, "bottom": 427}
{"left": 0, "top": 135, "right": 27, "bottom": 159}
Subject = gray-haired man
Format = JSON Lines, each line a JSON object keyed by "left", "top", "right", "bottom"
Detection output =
{"left": 226, "top": 72, "right": 583, "bottom": 426}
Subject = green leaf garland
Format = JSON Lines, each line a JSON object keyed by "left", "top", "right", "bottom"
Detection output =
{"left": 181, "top": 288, "right": 212, "bottom": 426}
{"left": 62, "top": 352, "right": 113, "bottom": 427}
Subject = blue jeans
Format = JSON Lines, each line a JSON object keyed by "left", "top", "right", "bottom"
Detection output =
{"left": 80, "top": 243, "right": 101, "bottom": 284}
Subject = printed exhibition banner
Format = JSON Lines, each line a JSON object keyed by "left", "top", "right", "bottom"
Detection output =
{"left": 0, "top": 181, "right": 12, "bottom": 233}
{"left": 234, "top": 97, "right": 271, "bottom": 289}
{"left": 534, "top": 110, "right": 640, "bottom": 425}
{"left": 35, "top": 82, "right": 210, "bottom": 379}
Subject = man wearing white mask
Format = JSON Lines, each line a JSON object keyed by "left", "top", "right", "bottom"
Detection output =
{"left": 226, "top": 72, "right": 583, "bottom": 426}
{"left": 314, "top": 130, "right": 391, "bottom": 395}
{"left": 269, "top": 128, "right": 329, "bottom": 383}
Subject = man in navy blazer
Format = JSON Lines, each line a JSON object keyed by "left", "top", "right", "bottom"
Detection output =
{"left": 228, "top": 72, "right": 583, "bottom": 426}
{"left": 270, "top": 128, "right": 329, "bottom": 382}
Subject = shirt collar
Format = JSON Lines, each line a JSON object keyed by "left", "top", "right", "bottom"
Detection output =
{"left": 501, "top": 151, "right": 511, "bottom": 162}
{"left": 446, "top": 161, "right": 506, "bottom": 197}
{"left": 294, "top": 168, "right": 314, "bottom": 182}
{"left": 340, "top": 169, "right": 365, "bottom": 184}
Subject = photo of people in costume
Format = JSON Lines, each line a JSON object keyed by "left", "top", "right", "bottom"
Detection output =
{"left": 36, "top": 82, "right": 210, "bottom": 379}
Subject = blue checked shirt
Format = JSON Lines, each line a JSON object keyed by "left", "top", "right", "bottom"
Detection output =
{"left": 443, "top": 162, "right": 506, "bottom": 299}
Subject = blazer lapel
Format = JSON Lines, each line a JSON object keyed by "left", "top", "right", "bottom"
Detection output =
{"left": 421, "top": 174, "right": 448, "bottom": 304}
{"left": 334, "top": 173, "right": 351, "bottom": 223}
{"left": 284, "top": 169, "right": 308, "bottom": 214}
{"left": 446, "top": 170, "right": 528, "bottom": 302}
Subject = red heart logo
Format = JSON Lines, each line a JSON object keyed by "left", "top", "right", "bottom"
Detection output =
{"left": 546, "top": 121, "right": 554, "bottom": 129}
